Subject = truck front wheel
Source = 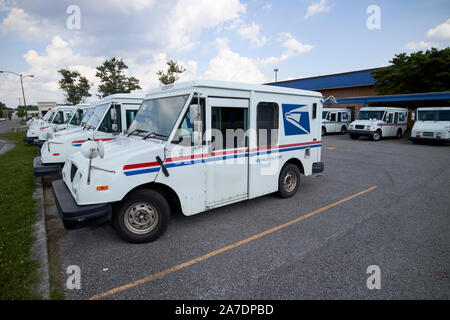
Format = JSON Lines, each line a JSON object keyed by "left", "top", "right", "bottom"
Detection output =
{"left": 113, "top": 189, "right": 170, "bottom": 243}
{"left": 372, "top": 130, "right": 382, "bottom": 141}
{"left": 278, "top": 163, "right": 301, "bottom": 198}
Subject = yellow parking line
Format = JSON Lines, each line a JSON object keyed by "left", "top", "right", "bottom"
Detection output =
{"left": 324, "top": 146, "right": 361, "bottom": 153}
{"left": 88, "top": 185, "right": 378, "bottom": 300}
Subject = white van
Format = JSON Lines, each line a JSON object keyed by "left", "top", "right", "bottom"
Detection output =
{"left": 33, "top": 94, "right": 143, "bottom": 177}
{"left": 24, "top": 109, "right": 57, "bottom": 143}
{"left": 409, "top": 107, "right": 450, "bottom": 145}
{"left": 348, "top": 107, "right": 408, "bottom": 141}
{"left": 36, "top": 104, "right": 91, "bottom": 148}
{"left": 321, "top": 108, "right": 352, "bottom": 135}
{"left": 51, "top": 80, "right": 324, "bottom": 243}
{"left": 25, "top": 106, "right": 74, "bottom": 144}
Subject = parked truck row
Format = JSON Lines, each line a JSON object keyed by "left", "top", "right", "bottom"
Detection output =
{"left": 23, "top": 82, "right": 448, "bottom": 244}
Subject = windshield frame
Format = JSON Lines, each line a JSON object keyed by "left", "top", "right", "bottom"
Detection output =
{"left": 86, "top": 103, "right": 111, "bottom": 130}
{"left": 357, "top": 110, "right": 386, "bottom": 121}
{"left": 418, "top": 109, "right": 450, "bottom": 122}
{"left": 128, "top": 92, "right": 192, "bottom": 142}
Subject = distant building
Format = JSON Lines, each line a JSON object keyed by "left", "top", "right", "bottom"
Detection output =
{"left": 37, "top": 102, "right": 72, "bottom": 117}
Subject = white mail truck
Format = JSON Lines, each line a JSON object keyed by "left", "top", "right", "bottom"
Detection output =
{"left": 348, "top": 107, "right": 408, "bottom": 141}
{"left": 409, "top": 107, "right": 450, "bottom": 145}
{"left": 36, "top": 104, "right": 91, "bottom": 148}
{"left": 321, "top": 108, "right": 352, "bottom": 135}
{"left": 25, "top": 106, "right": 74, "bottom": 144}
{"left": 52, "top": 81, "right": 324, "bottom": 243}
{"left": 24, "top": 109, "right": 57, "bottom": 143}
{"left": 33, "top": 94, "right": 143, "bottom": 177}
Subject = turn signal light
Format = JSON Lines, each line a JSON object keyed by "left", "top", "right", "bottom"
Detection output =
{"left": 52, "top": 153, "right": 60, "bottom": 156}
{"left": 96, "top": 186, "right": 109, "bottom": 191}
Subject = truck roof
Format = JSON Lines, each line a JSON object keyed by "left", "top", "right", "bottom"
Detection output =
{"left": 96, "top": 93, "right": 145, "bottom": 105}
{"left": 361, "top": 107, "right": 408, "bottom": 111}
{"left": 144, "top": 80, "right": 324, "bottom": 99}
{"left": 417, "top": 106, "right": 450, "bottom": 111}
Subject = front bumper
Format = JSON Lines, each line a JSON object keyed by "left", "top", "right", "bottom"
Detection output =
{"left": 348, "top": 129, "right": 374, "bottom": 137}
{"left": 34, "top": 139, "right": 45, "bottom": 148}
{"left": 409, "top": 137, "right": 450, "bottom": 144}
{"left": 52, "top": 179, "right": 112, "bottom": 230}
{"left": 312, "top": 162, "right": 325, "bottom": 174}
{"left": 23, "top": 136, "right": 36, "bottom": 143}
{"left": 33, "top": 156, "right": 62, "bottom": 177}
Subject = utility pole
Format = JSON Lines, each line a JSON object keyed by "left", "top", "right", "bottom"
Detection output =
{"left": 274, "top": 68, "right": 279, "bottom": 82}
{"left": 0, "top": 71, "right": 34, "bottom": 119}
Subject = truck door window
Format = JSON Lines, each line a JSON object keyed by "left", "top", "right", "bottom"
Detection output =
{"left": 173, "top": 98, "right": 205, "bottom": 146}
{"left": 330, "top": 113, "right": 336, "bottom": 122}
{"left": 126, "top": 110, "right": 137, "bottom": 129}
{"left": 257, "top": 102, "right": 279, "bottom": 147}
{"left": 53, "top": 111, "right": 64, "bottom": 124}
{"left": 211, "top": 107, "right": 248, "bottom": 150}
{"left": 98, "top": 105, "right": 122, "bottom": 133}
{"left": 394, "top": 112, "right": 399, "bottom": 123}
{"left": 338, "top": 112, "right": 342, "bottom": 122}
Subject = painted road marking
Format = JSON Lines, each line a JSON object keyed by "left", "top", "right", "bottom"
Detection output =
{"left": 324, "top": 146, "right": 361, "bottom": 153}
{"left": 88, "top": 185, "right": 378, "bottom": 300}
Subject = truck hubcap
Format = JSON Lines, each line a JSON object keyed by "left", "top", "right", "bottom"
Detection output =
{"left": 283, "top": 170, "right": 297, "bottom": 193}
{"left": 124, "top": 202, "right": 159, "bottom": 234}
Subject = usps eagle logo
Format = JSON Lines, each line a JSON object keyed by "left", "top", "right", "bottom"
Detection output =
{"left": 282, "top": 104, "right": 311, "bottom": 136}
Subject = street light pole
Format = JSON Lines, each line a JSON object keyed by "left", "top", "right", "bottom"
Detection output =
{"left": 274, "top": 68, "right": 279, "bottom": 82}
{"left": 0, "top": 71, "right": 34, "bottom": 119}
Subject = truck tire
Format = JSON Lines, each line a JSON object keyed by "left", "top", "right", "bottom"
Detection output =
{"left": 372, "top": 130, "right": 382, "bottom": 141}
{"left": 341, "top": 126, "right": 347, "bottom": 134}
{"left": 350, "top": 134, "right": 359, "bottom": 140}
{"left": 396, "top": 129, "right": 402, "bottom": 139}
{"left": 113, "top": 189, "right": 170, "bottom": 243}
{"left": 278, "top": 163, "right": 301, "bottom": 198}
{"left": 322, "top": 126, "right": 326, "bottom": 136}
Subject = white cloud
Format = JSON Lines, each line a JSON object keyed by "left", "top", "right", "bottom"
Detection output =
{"left": 404, "top": 41, "right": 436, "bottom": 51}
{"left": 305, "top": 0, "right": 331, "bottom": 19}
{"left": 165, "top": 0, "right": 246, "bottom": 51}
{"left": 0, "top": 0, "right": 12, "bottom": 12}
{"left": 0, "top": 7, "right": 55, "bottom": 41}
{"left": 108, "top": 0, "right": 155, "bottom": 12}
{"left": 237, "top": 22, "right": 267, "bottom": 47}
{"left": 262, "top": 2, "right": 272, "bottom": 11}
{"left": 427, "top": 18, "right": 450, "bottom": 42}
{"left": 257, "top": 33, "right": 314, "bottom": 66}
{"left": 204, "top": 38, "right": 267, "bottom": 83}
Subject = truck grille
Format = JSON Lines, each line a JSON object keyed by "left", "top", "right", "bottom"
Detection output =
{"left": 70, "top": 163, "right": 78, "bottom": 182}
{"left": 423, "top": 132, "right": 434, "bottom": 137}
{"left": 355, "top": 125, "right": 365, "bottom": 129}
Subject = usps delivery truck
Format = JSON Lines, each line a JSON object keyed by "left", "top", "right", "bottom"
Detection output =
{"left": 24, "top": 109, "right": 56, "bottom": 143}
{"left": 35, "top": 104, "right": 92, "bottom": 148}
{"left": 51, "top": 80, "right": 324, "bottom": 243}
{"left": 36, "top": 104, "right": 91, "bottom": 146}
{"left": 33, "top": 94, "right": 143, "bottom": 177}
{"left": 321, "top": 108, "right": 352, "bottom": 135}
{"left": 25, "top": 106, "right": 73, "bottom": 144}
{"left": 348, "top": 107, "right": 408, "bottom": 141}
{"left": 409, "top": 107, "right": 450, "bottom": 145}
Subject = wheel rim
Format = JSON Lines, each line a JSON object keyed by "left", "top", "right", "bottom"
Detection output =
{"left": 283, "top": 170, "right": 297, "bottom": 193}
{"left": 374, "top": 132, "right": 380, "bottom": 140}
{"left": 341, "top": 127, "right": 346, "bottom": 134}
{"left": 124, "top": 202, "right": 159, "bottom": 235}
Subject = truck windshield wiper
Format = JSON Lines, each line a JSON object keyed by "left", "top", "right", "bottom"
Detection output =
{"left": 127, "top": 129, "right": 149, "bottom": 137}
{"left": 142, "top": 132, "right": 168, "bottom": 140}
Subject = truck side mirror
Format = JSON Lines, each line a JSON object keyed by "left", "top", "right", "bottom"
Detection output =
{"left": 189, "top": 104, "right": 201, "bottom": 125}
{"left": 111, "top": 108, "right": 117, "bottom": 121}
{"left": 112, "top": 123, "right": 118, "bottom": 132}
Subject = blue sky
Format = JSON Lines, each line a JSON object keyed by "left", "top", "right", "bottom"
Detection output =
{"left": 0, "top": 0, "right": 449, "bottom": 108}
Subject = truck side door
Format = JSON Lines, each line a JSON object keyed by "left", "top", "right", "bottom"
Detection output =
{"left": 205, "top": 97, "right": 249, "bottom": 207}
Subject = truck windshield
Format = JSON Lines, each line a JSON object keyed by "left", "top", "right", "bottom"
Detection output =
{"left": 52, "top": 111, "right": 64, "bottom": 124}
{"left": 70, "top": 109, "right": 84, "bottom": 125}
{"left": 47, "top": 112, "right": 55, "bottom": 123}
{"left": 80, "top": 108, "right": 95, "bottom": 125}
{"left": 418, "top": 110, "right": 450, "bottom": 121}
{"left": 322, "top": 111, "right": 328, "bottom": 119}
{"left": 357, "top": 110, "right": 385, "bottom": 120}
{"left": 128, "top": 95, "right": 189, "bottom": 140}
{"left": 86, "top": 103, "right": 110, "bottom": 129}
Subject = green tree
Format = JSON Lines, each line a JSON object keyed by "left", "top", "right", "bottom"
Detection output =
{"left": 0, "top": 109, "right": 3, "bottom": 118}
{"left": 58, "top": 69, "right": 92, "bottom": 105}
{"left": 96, "top": 57, "right": 141, "bottom": 98}
{"left": 371, "top": 47, "right": 450, "bottom": 95}
{"left": 157, "top": 60, "right": 186, "bottom": 85}
{"left": 17, "top": 109, "right": 26, "bottom": 119}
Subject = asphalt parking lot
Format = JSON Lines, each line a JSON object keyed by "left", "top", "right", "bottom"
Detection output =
{"left": 43, "top": 134, "right": 449, "bottom": 300}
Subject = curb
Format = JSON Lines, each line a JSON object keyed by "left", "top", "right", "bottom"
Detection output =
{"left": 31, "top": 177, "right": 51, "bottom": 299}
